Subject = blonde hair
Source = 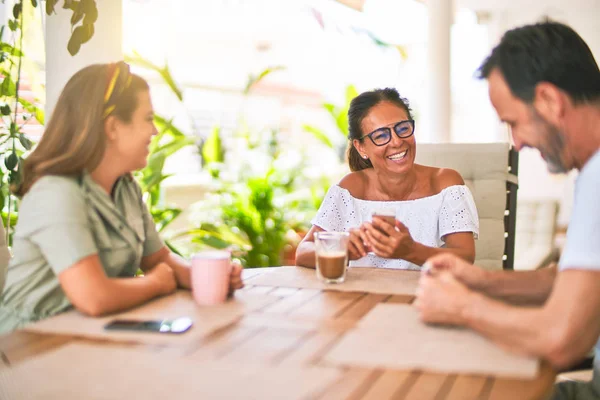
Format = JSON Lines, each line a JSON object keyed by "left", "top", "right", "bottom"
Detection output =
{"left": 14, "top": 62, "right": 149, "bottom": 197}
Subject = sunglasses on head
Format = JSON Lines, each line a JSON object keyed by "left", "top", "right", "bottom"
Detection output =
{"left": 360, "top": 119, "right": 415, "bottom": 146}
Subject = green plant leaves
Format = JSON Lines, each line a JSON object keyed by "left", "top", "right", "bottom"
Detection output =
{"left": 125, "top": 51, "right": 183, "bottom": 101}
{"left": 0, "top": 42, "right": 23, "bottom": 58}
{"left": 302, "top": 124, "right": 333, "bottom": 148}
{"left": 18, "top": 133, "right": 32, "bottom": 150}
{"left": 1, "top": 76, "right": 16, "bottom": 97}
{"left": 70, "top": 7, "right": 84, "bottom": 25}
{"left": 39, "top": 0, "right": 100, "bottom": 56}
{"left": 244, "top": 65, "right": 285, "bottom": 95}
{"left": 175, "top": 224, "right": 251, "bottom": 249}
{"left": 201, "top": 126, "right": 224, "bottom": 164}
{"left": 17, "top": 97, "right": 44, "bottom": 124}
{"left": 4, "top": 152, "right": 18, "bottom": 171}
{"left": 13, "top": 4, "right": 22, "bottom": 20}
{"left": 46, "top": 0, "right": 59, "bottom": 15}
{"left": 151, "top": 207, "right": 182, "bottom": 232}
{"left": 67, "top": 23, "right": 94, "bottom": 55}
{"left": 8, "top": 20, "right": 18, "bottom": 32}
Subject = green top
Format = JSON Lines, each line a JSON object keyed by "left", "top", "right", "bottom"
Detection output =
{"left": 0, "top": 173, "right": 164, "bottom": 334}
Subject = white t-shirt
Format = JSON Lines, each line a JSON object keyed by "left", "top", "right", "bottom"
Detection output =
{"left": 311, "top": 184, "right": 479, "bottom": 270}
{"left": 558, "top": 149, "right": 600, "bottom": 393}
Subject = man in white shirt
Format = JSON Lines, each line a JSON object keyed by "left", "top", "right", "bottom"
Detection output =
{"left": 415, "top": 21, "right": 600, "bottom": 399}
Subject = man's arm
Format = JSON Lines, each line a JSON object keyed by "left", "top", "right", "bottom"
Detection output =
{"left": 426, "top": 255, "right": 557, "bottom": 306}
{"left": 477, "top": 265, "right": 557, "bottom": 305}
{"left": 417, "top": 269, "right": 600, "bottom": 369}
{"left": 465, "top": 269, "right": 600, "bottom": 368}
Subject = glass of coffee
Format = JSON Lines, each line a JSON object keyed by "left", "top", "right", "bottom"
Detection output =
{"left": 314, "top": 232, "right": 349, "bottom": 284}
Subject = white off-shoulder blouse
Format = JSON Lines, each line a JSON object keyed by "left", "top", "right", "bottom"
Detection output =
{"left": 311, "top": 184, "right": 479, "bottom": 270}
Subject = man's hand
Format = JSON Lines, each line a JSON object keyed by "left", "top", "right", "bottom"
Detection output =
{"left": 414, "top": 270, "right": 474, "bottom": 326}
{"left": 423, "top": 253, "right": 489, "bottom": 291}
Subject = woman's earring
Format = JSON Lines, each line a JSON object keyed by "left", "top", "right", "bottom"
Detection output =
{"left": 362, "top": 155, "right": 368, "bottom": 159}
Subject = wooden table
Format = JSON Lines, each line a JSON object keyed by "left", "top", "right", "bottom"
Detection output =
{"left": 0, "top": 268, "right": 557, "bottom": 400}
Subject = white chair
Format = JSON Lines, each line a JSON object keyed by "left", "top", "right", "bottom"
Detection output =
{"left": 415, "top": 143, "right": 518, "bottom": 270}
{"left": 514, "top": 199, "right": 559, "bottom": 271}
{"left": 0, "top": 219, "right": 10, "bottom": 293}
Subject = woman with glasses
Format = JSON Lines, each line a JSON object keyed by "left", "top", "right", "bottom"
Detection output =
{"left": 0, "top": 62, "right": 244, "bottom": 333}
{"left": 296, "top": 88, "right": 478, "bottom": 270}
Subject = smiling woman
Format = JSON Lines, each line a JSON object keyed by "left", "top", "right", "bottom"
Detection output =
{"left": 0, "top": 62, "right": 244, "bottom": 334}
{"left": 295, "top": 88, "right": 479, "bottom": 270}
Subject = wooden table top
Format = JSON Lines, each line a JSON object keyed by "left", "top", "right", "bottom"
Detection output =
{"left": 0, "top": 267, "right": 556, "bottom": 400}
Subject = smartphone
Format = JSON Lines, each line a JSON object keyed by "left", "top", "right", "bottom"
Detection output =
{"left": 372, "top": 211, "right": 396, "bottom": 235}
{"left": 104, "top": 317, "right": 193, "bottom": 334}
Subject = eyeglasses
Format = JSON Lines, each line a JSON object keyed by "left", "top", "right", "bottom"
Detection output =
{"left": 360, "top": 120, "right": 415, "bottom": 146}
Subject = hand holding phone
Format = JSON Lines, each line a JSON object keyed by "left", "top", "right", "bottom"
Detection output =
{"left": 371, "top": 211, "right": 397, "bottom": 236}
{"left": 104, "top": 317, "right": 193, "bottom": 334}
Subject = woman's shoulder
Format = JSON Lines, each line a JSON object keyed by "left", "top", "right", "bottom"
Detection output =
{"left": 27, "top": 175, "right": 83, "bottom": 198}
{"left": 337, "top": 170, "right": 370, "bottom": 198}
{"left": 416, "top": 165, "right": 465, "bottom": 193}
{"left": 18, "top": 175, "right": 87, "bottom": 227}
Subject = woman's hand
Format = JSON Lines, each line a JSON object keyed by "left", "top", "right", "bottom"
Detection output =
{"left": 363, "top": 217, "right": 415, "bottom": 259}
{"left": 228, "top": 262, "right": 244, "bottom": 294}
{"left": 348, "top": 228, "right": 369, "bottom": 260}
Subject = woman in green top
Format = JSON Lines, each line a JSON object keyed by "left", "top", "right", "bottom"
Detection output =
{"left": 0, "top": 62, "right": 244, "bottom": 333}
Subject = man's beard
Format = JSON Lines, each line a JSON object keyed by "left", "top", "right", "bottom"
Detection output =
{"left": 532, "top": 110, "right": 568, "bottom": 174}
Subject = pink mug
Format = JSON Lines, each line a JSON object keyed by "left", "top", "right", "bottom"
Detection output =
{"left": 191, "top": 250, "right": 232, "bottom": 306}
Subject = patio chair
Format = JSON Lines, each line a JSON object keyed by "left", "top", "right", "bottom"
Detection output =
{"left": 415, "top": 143, "right": 519, "bottom": 270}
{"left": 514, "top": 199, "right": 560, "bottom": 271}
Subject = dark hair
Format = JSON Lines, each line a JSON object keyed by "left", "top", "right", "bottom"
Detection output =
{"left": 347, "top": 88, "right": 413, "bottom": 171}
{"left": 477, "top": 21, "right": 600, "bottom": 104}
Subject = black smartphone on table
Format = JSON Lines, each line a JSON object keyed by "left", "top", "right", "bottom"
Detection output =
{"left": 104, "top": 317, "right": 193, "bottom": 334}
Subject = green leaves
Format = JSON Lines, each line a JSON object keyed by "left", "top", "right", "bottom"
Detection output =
{"left": 4, "top": 152, "right": 18, "bottom": 171}
{"left": 67, "top": 23, "right": 94, "bottom": 56}
{"left": 125, "top": 51, "right": 183, "bottom": 101}
{"left": 201, "top": 126, "right": 224, "bottom": 164}
{"left": 244, "top": 65, "right": 285, "bottom": 95}
{"left": 8, "top": 20, "right": 18, "bottom": 32}
{"left": 46, "top": 0, "right": 59, "bottom": 15}
{"left": 17, "top": 97, "right": 44, "bottom": 124}
{"left": 174, "top": 223, "right": 251, "bottom": 250}
{"left": 40, "top": 0, "right": 99, "bottom": 55}
{"left": 151, "top": 207, "right": 182, "bottom": 233}
{"left": 301, "top": 84, "right": 359, "bottom": 162}
{"left": 302, "top": 124, "right": 333, "bottom": 148}
{"left": 322, "top": 85, "right": 358, "bottom": 139}
{"left": 0, "top": 76, "right": 16, "bottom": 97}
{"left": 12, "top": 4, "right": 22, "bottom": 20}
{"left": 18, "top": 133, "right": 32, "bottom": 150}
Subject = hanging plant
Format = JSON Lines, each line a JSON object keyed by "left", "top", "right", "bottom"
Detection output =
{"left": 0, "top": 0, "right": 99, "bottom": 244}
{"left": 45, "top": 0, "right": 99, "bottom": 56}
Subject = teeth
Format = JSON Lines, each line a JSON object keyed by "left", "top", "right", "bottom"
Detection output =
{"left": 387, "top": 150, "right": 407, "bottom": 160}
